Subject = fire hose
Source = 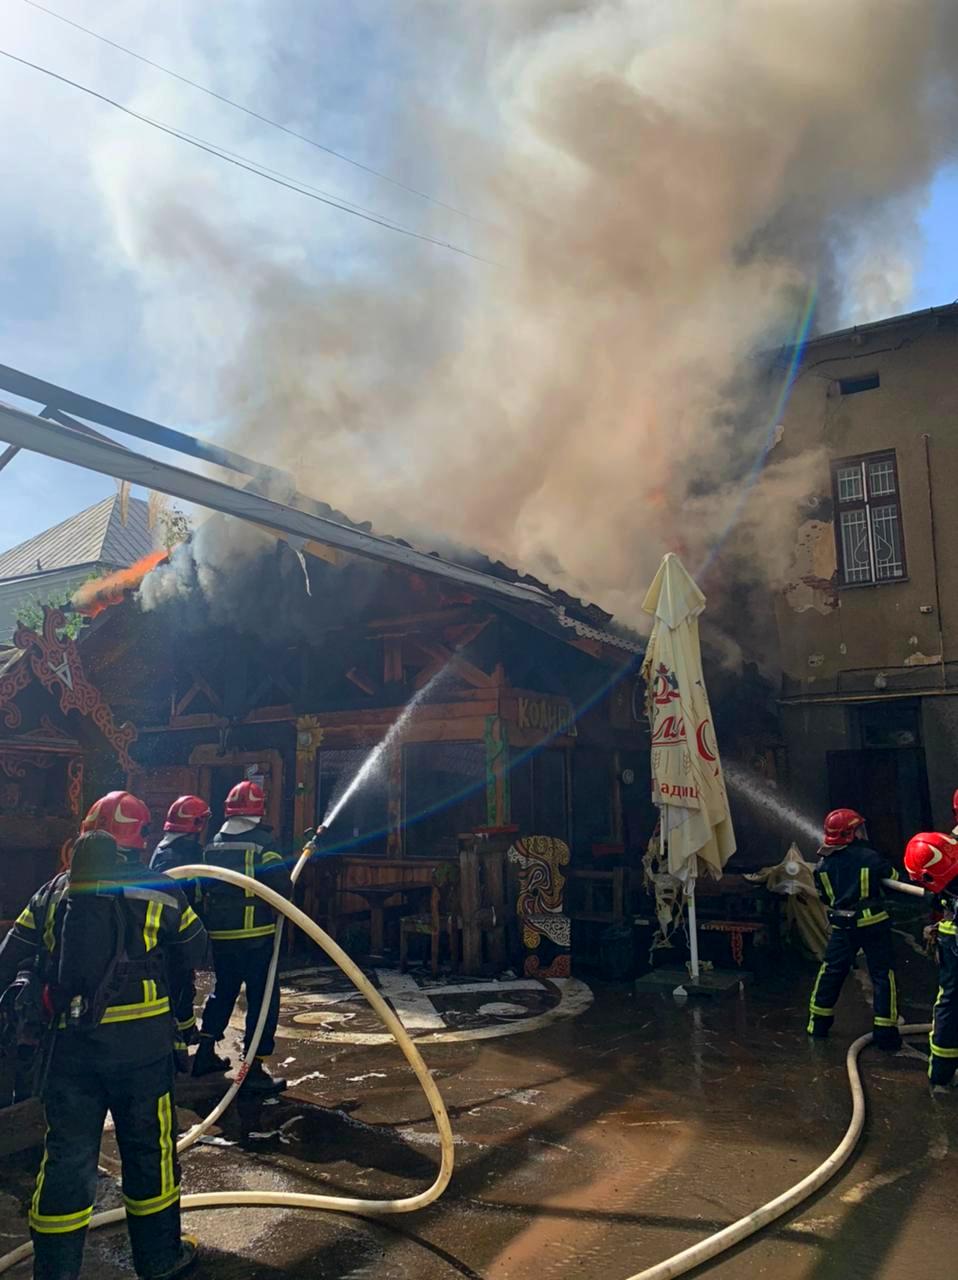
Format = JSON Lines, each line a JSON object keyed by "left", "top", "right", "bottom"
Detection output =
{"left": 0, "top": 853, "right": 455, "bottom": 1275}
{"left": 0, "top": 871, "right": 935, "bottom": 1277}
{"left": 619, "top": 875, "right": 932, "bottom": 1280}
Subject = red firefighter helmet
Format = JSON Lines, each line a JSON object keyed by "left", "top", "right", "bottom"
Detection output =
{"left": 904, "top": 831, "right": 958, "bottom": 894}
{"left": 823, "top": 808, "right": 867, "bottom": 848}
{"left": 163, "top": 795, "right": 211, "bottom": 835}
{"left": 951, "top": 789, "right": 958, "bottom": 827}
{"left": 224, "top": 780, "right": 265, "bottom": 819}
{"left": 81, "top": 790, "right": 151, "bottom": 850}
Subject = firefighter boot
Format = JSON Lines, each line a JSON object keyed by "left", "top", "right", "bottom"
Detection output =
{"left": 143, "top": 1237, "right": 199, "bottom": 1280}
{"left": 242, "top": 1057, "right": 287, "bottom": 1093}
{"left": 192, "top": 1035, "right": 230, "bottom": 1077}
{"left": 873, "top": 1025, "right": 902, "bottom": 1053}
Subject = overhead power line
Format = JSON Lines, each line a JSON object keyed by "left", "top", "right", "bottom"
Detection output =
{"left": 19, "top": 0, "right": 484, "bottom": 226}
{"left": 0, "top": 48, "right": 495, "bottom": 265}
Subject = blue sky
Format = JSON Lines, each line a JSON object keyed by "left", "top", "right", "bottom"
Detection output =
{"left": 0, "top": 0, "right": 438, "bottom": 552}
{"left": 1, "top": 2, "right": 958, "bottom": 567}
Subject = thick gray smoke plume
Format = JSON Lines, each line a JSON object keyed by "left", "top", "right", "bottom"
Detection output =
{"left": 113, "top": 1, "right": 958, "bottom": 632}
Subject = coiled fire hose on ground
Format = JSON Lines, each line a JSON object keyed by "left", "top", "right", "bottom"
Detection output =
{"left": 0, "top": 859, "right": 455, "bottom": 1275}
{"left": 0, "top": 871, "right": 934, "bottom": 1277}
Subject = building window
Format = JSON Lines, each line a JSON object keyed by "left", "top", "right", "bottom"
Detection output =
{"left": 511, "top": 748, "right": 569, "bottom": 842}
{"left": 403, "top": 742, "right": 486, "bottom": 858}
{"left": 838, "top": 372, "right": 880, "bottom": 396}
{"left": 317, "top": 748, "right": 388, "bottom": 855}
{"left": 832, "top": 452, "right": 906, "bottom": 586}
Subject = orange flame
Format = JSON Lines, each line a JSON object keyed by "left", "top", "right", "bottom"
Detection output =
{"left": 73, "top": 549, "right": 168, "bottom": 617}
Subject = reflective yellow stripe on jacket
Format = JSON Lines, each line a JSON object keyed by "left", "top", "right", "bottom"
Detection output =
{"left": 57, "top": 994, "right": 172, "bottom": 1028}
{"left": 207, "top": 846, "right": 281, "bottom": 941}
{"left": 208, "top": 925, "right": 276, "bottom": 941}
{"left": 14, "top": 904, "right": 35, "bottom": 930}
{"left": 179, "top": 905, "right": 199, "bottom": 932}
{"left": 143, "top": 899, "right": 163, "bottom": 952}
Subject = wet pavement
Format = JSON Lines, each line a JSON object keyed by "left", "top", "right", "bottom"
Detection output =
{"left": 2, "top": 941, "right": 957, "bottom": 1280}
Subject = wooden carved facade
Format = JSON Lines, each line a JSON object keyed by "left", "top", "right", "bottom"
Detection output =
{"left": 0, "top": 607, "right": 138, "bottom": 922}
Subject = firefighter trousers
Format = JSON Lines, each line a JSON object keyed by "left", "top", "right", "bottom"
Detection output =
{"left": 807, "top": 921, "right": 900, "bottom": 1048}
{"left": 929, "top": 931, "right": 958, "bottom": 1085}
{"left": 200, "top": 939, "right": 279, "bottom": 1057}
{"left": 30, "top": 1053, "right": 181, "bottom": 1280}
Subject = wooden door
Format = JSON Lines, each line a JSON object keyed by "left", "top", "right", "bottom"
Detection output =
{"left": 826, "top": 747, "right": 931, "bottom": 862}
{"left": 126, "top": 765, "right": 201, "bottom": 842}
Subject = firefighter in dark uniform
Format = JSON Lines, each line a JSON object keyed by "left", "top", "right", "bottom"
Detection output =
{"left": 0, "top": 792, "right": 208, "bottom": 1280}
{"left": 807, "top": 807, "right": 902, "bottom": 1050}
{"left": 149, "top": 796, "right": 211, "bottom": 1058}
{"left": 905, "top": 829, "right": 958, "bottom": 1089}
{"left": 192, "top": 781, "right": 291, "bottom": 1091}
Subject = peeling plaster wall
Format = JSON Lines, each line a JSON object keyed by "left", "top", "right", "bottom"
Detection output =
{"left": 775, "top": 318, "right": 958, "bottom": 689}
{"left": 782, "top": 518, "right": 839, "bottom": 615}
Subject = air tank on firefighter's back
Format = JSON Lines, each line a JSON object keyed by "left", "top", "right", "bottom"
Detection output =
{"left": 56, "top": 832, "right": 125, "bottom": 1021}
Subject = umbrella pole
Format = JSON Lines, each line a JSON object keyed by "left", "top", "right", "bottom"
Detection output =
{"left": 687, "top": 879, "right": 701, "bottom": 983}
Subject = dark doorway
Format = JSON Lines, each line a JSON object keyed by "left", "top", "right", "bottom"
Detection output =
{"left": 826, "top": 747, "right": 931, "bottom": 862}
{"left": 207, "top": 766, "right": 242, "bottom": 835}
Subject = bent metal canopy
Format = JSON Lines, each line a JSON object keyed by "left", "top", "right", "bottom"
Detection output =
{"left": 642, "top": 553, "right": 735, "bottom": 980}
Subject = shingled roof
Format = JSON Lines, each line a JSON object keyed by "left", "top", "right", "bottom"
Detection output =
{"left": 0, "top": 494, "right": 154, "bottom": 581}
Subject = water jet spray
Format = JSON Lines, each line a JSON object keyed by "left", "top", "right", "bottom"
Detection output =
{"left": 322, "top": 666, "right": 449, "bottom": 831}
{"left": 724, "top": 762, "right": 822, "bottom": 848}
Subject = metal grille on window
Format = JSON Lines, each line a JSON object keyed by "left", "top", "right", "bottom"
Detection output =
{"left": 871, "top": 503, "right": 904, "bottom": 579}
{"left": 837, "top": 466, "right": 864, "bottom": 502}
{"left": 839, "top": 509, "right": 872, "bottom": 583}
{"left": 867, "top": 459, "right": 896, "bottom": 497}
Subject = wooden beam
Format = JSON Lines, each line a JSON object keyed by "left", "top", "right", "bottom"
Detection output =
{"left": 383, "top": 636, "right": 404, "bottom": 685}
{"left": 366, "top": 607, "right": 476, "bottom": 632}
{"left": 413, "top": 639, "right": 497, "bottom": 690}
{"left": 442, "top": 615, "right": 494, "bottom": 650}
{"left": 174, "top": 669, "right": 222, "bottom": 718}
{"left": 309, "top": 716, "right": 491, "bottom": 745}
{"left": 0, "top": 444, "right": 20, "bottom": 473}
{"left": 346, "top": 666, "right": 378, "bottom": 696}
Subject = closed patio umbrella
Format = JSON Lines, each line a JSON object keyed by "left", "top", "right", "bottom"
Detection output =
{"left": 642, "top": 553, "right": 736, "bottom": 981}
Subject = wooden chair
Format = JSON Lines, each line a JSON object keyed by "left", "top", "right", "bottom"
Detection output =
{"left": 291, "top": 854, "right": 342, "bottom": 955}
{"left": 399, "top": 864, "right": 461, "bottom": 977}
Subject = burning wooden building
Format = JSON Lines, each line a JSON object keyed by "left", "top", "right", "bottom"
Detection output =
{"left": 63, "top": 512, "right": 648, "bottom": 972}
{"left": 0, "top": 376, "right": 782, "bottom": 977}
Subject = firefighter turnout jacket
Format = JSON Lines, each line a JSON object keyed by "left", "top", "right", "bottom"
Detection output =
{"left": 807, "top": 839, "right": 902, "bottom": 1049}
{"left": 150, "top": 832, "right": 204, "bottom": 1047}
{"left": 0, "top": 861, "right": 207, "bottom": 1067}
{"left": 0, "top": 850, "right": 208, "bottom": 1278}
{"left": 200, "top": 819, "right": 291, "bottom": 942}
{"left": 813, "top": 841, "right": 899, "bottom": 927}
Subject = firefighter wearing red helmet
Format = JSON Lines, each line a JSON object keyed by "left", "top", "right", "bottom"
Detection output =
{"left": 0, "top": 796, "right": 208, "bottom": 1280}
{"left": 807, "top": 808, "right": 903, "bottom": 1050}
{"left": 905, "top": 831, "right": 958, "bottom": 1088}
{"left": 149, "top": 797, "right": 212, "bottom": 1057}
{"left": 192, "top": 780, "right": 291, "bottom": 1092}
{"left": 81, "top": 789, "right": 151, "bottom": 856}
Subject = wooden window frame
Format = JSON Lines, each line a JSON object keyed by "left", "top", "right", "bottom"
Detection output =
{"left": 831, "top": 450, "right": 907, "bottom": 588}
